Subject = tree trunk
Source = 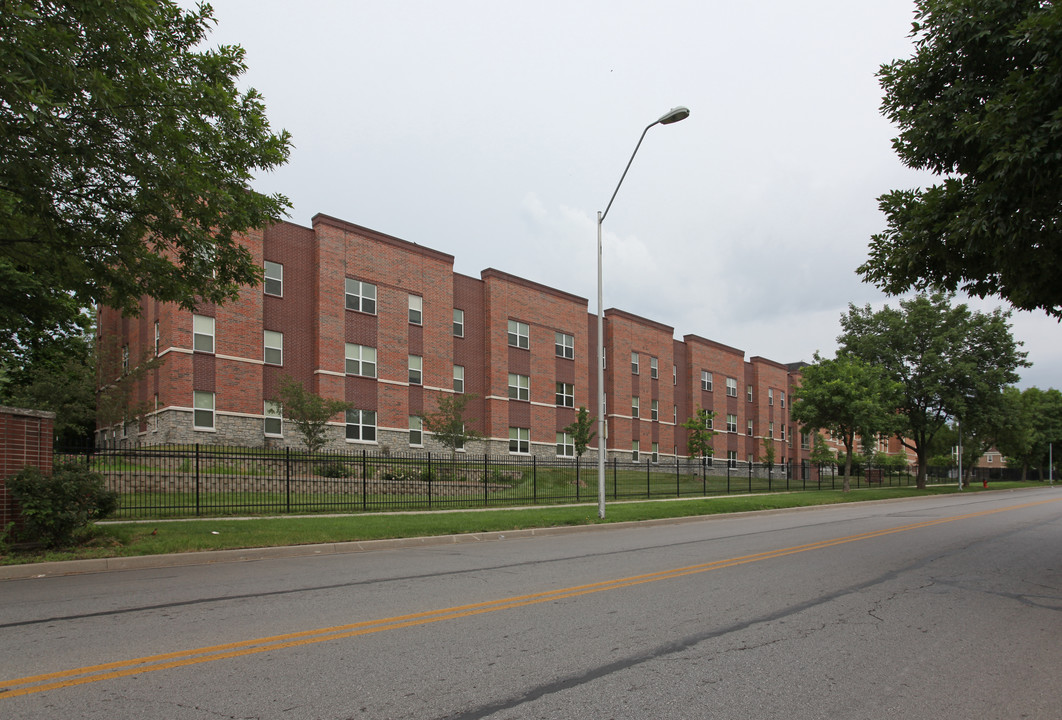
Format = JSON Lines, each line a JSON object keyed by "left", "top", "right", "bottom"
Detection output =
{"left": 915, "top": 448, "right": 928, "bottom": 490}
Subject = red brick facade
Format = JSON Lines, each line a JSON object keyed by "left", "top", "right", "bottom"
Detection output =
{"left": 98, "top": 213, "right": 837, "bottom": 466}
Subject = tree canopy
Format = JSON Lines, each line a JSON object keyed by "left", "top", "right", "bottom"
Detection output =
{"left": 838, "top": 293, "right": 1028, "bottom": 487}
{"left": 790, "top": 352, "right": 902, "bottom": 491}
{"left": 860, "top": 0, "right": 1062, "bottom": 316}
{"left": 995, "top": 386, "right": 1062, "bottom": 479}
{"left": 0, "top": 0, "right": 291, "bottom": 360}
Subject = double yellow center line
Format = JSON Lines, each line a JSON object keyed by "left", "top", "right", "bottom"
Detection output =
{"left": 3, "top": 497, "right": 1058, "bottom": 699}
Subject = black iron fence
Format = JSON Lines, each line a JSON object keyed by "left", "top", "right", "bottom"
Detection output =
{"left": 49, "top": 443, "right": 1008, "bottom": 519}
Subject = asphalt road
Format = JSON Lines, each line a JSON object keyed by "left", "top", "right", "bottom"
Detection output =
{"left": 2, "top": 488, "right": 1061, "bottom": 719}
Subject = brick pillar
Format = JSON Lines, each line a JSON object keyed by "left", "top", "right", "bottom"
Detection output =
{"left": 0, "top": 406, "right": 56, "bottom": 529}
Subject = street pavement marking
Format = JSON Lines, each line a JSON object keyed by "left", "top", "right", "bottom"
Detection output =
{"left": 3, "top": 497, "right": 1058, "bottom": 700}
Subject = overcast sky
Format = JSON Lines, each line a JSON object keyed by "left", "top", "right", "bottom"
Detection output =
{"left": 196, "top": 0, "right": 1061, "bottom": 390}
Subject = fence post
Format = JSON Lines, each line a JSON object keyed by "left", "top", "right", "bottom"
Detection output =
{"left": 726, "top": 460, "right": 731, "bottom": 494}
{"left": 576, "top": 456, "right": 581, "bottom": 502}
{"left": 612, "top": 457, "right": 617, "bottom": 499}
{"left": 427, "top": 452, "right": 433, "bottom": 508}
{"left": 533, "top": 454, "right": 537, "bottom": 503}
{"left": 483, "top": 454, "right": 489, "bottom": 507}
{"left": 646, "top": 458, "right": 651, "bottom": 499}
{"left": 195, "top": 443, "right": 201, "bottom": 516}
{"left": 748, "top": 461, "right": 753, "bottom": 493}
{"left": 285, "top": 447, "right": 291, "bottom": 514}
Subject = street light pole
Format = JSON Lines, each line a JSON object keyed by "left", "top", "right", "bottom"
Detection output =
{"left": 597, "top": 106, "right": 689, "bottom": 520}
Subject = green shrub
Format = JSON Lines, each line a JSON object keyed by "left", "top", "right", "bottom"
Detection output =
{"left": 314, "top": 462, "right": 353, "bottom": 478}
{"left": 6, "top": 462, "right": 119, "bottom": 547}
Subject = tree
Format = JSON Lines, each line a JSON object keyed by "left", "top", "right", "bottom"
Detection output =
{"left": 682, "top": 408, "right": 717, "bottom": 463}
{"left": 0, "top": 1, "right": 291, "bottom": 362}
{"left": 995, "top": 387, "right": 1062, "bottom": 480}
{"left": 422, "top": 393, "right": 481, "bottom": 458}
{"left": 0, "top": 320, "right": 96, "bottom": 445}
{"left": 810, "top": 433, "right": 836, "bottom": 468}
{"left": 562, "top": 406, "right": 597, "bottom": 460}
{"left": 791, "top": 352, "right": 901, "bottom": 492}
{"left": 760, "top": 437, "right": 776, "bottom": 471}
{"left": 859, "top": 1, "right": 1062, "bottom": 317}
{"left": 838, "top": 293, "right": 1028, "bottom": 488}
{"left": 273, "top": 376, "right": 351, "bottom": 454}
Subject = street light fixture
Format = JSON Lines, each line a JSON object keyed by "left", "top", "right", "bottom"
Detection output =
{"left": 597, "top": 106, "right": 689, "bottom": 519}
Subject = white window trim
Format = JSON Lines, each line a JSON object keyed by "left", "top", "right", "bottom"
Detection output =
{"left": 264, "top": 260, "right": 283, "bottom": 297}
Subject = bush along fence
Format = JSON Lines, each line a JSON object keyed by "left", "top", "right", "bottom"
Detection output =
{"left": 47, "top": 443, "right": 1021, "bottom": 520}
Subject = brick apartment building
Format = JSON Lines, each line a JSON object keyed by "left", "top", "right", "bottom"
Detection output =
{"left": 97, "top": 213, "right": 895, "bottom": 468}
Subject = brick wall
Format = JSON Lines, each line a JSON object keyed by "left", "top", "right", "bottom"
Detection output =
{"left": 98, "top": 213, "right": 815, "bottom": 461}
{"left": 1, "top": 407, "right": 55, "bottom": 528}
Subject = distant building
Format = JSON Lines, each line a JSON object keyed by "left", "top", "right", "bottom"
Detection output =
{"left": 98, "top": 213, "right": 825, "bottom": 466}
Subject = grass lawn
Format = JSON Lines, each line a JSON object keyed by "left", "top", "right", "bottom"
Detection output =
{"left": 0, "top": 481, "right": 1041, "bottom": 566}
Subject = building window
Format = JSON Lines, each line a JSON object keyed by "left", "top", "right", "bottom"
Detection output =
{"left": 652, "top": 442, "right": 659, "bottom": 463}
{"left": 555, "top": 331, "right": 574, "bottom": 359}
{"left": 651, "top": 400, "right": 659, "bottom": 421}
{"left": 673, "top": 365, "right": 677, "bottom": 385}
{"left": 632, "top": 439, "right": 640, "bottom": 462}
{"left": 509, "top": 427, "right": 530, "bottom": 454}
{"left": 345, "top": 344, "right": 377, "bottom": 378}
{"left": 631, "top": 352, "right": 640, "bottom": 375}
{"left": 264, "top": 401, "right": 282, "bottom": 436}
{"left": 701, "top": 371, "right": 713, "bottom": 392}
{"left": 264, "top": 330, "right": 283, "bottom": 366}
{"left": 408, "top": 355, "right": 422, "bottom": 385}
{"left": 726, "top": 414, "right": 737, "bottom": 433}
{"left": 408, "top": 295, "right": 423, "bottom": 325}
{"left": 453, "top": 309, "right": 464, "bottom": 337}
{"left": 726, "top": 377, "right": 738, "bottom": 397}
{"left": 454, "top": 365, "right": 465, "bottom": 393}
{"left": 768, "top": 388, "right": 774, "bottom": 406}
{"left": 556, "top": 382, "right": 574, "bottom": 407}
{"left": 121, "top": 345, "right": 129, "bottom": 373}
{"left": 409, "top": 416, "right": 423, "bottom": 446}
{"left": 508, "top": 320, "right": 529, "bottom": 349}
{"left": 192, "top": 314, "right": 214, "bottom": 353}
{"left": 557, "top": 432, "right": 574, "bottom": 457}
{"left": 705, "top": 414, "right": 714, "bottom": 430}
{"left": 650, "top": 357, "right": 658, "bottom": 379}
{"left": 193, "top": 391, "right": 214, "bottom": 430}
{"left": 345, "top": 409, "right": 377, "bottom": 442}
{"left": 768, "top": 421, "right": 774, "bottom": 439}
{"left": 509, "top": 373, "right": 529, "bottom": 401}
{"left": 780, "top": 391, "right": 786, "bottom": 409}
{"left": 747, "top": 385, "right": 753, "bottom": 402}
{"left": 632, "top": 396, "right": 640, "bottom": 418}
{"left": 154, "top": 321, "right": 160, "bottom": 357}
{"left": 747, "top": 419, "right": 754, "bottom": 437}
{"left": 727, "top": 450, "right": 738, "bottom": 468}
{"left": 345, "top": 278, "right": 377, "bottom": 314}
{"left": 801, "top": 432, "right": 810, "bottom": 451}
{"left": 264, "top": 261, "right": 283, "bottom": 297}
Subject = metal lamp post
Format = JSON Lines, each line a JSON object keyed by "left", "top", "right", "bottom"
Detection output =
{"left": 597, "top": 106, "right": 689, "bottom": 519}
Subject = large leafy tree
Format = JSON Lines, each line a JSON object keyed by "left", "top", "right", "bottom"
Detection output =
{"left": 790, "top": 352, "right": 902, "bottom": 492}
{"left": 860, "top": 1, "right": 1062, "bottom": 316}
{"left": 838, "top": 293, "right": 1028, "bottom": 488}
{"left": 995, "top": 386, "right": 1062, "bottom": 480}
{"left": 0, "top": 0, "right": 291, "bottom": 360}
